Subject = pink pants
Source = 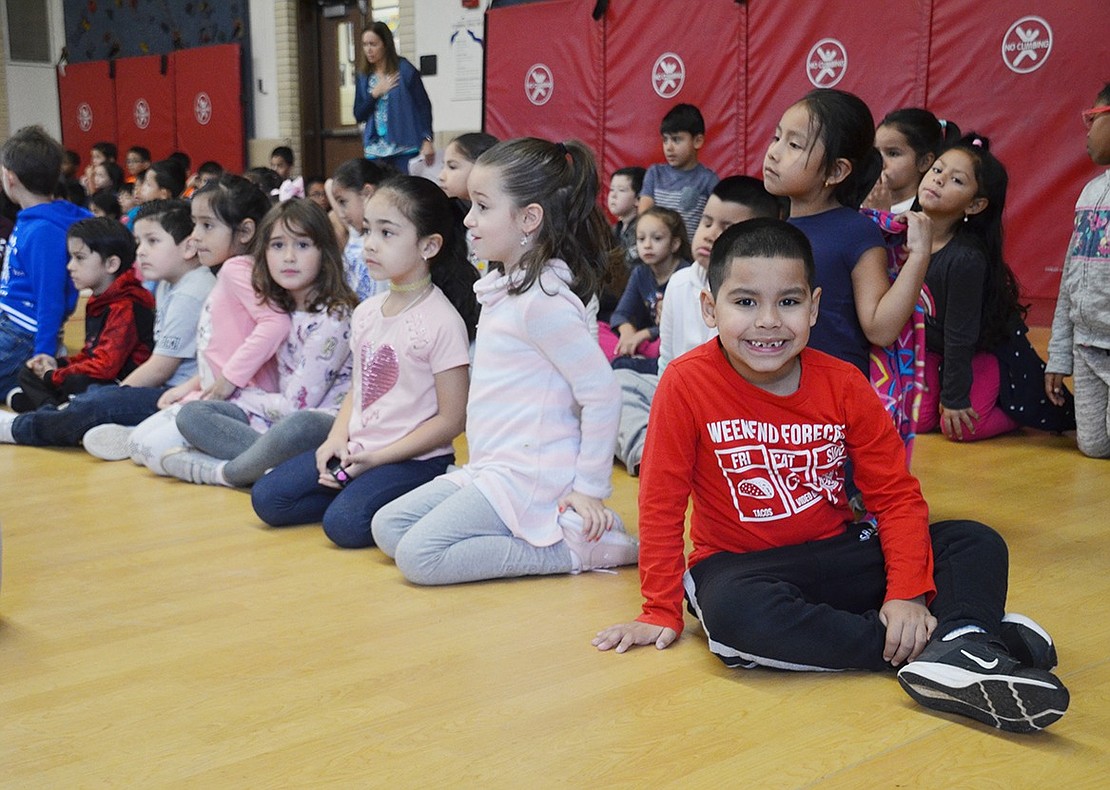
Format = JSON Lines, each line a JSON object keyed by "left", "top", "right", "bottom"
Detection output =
{"left": 919, "top": 351, "right": 1019, "bottom": 441}
{"left": 597, "top": 322, "right": 660, "bottom": 363}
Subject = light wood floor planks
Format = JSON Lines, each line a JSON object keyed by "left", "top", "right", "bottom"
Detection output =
{"left": 2, "top": 352, "right": 1108, "bottom": 787}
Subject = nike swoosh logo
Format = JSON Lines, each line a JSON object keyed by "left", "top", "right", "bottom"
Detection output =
{"left": 962, "top": 650, "right": 999, "bottom": 670}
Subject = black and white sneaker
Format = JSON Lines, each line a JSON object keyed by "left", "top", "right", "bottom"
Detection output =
{"left": 897, "top": 632, "right": 1069, "bottom": 733}
{"left": 999, "top": 612, "right": 1058, "bottom": 671}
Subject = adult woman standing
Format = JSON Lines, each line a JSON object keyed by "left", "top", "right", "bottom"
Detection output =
{"left": 354, "top": 21, "right": 434, "bottom": 174}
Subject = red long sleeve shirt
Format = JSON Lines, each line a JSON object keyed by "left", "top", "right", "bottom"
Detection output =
{"left": 636, "top": 342, "right": 935, "bottom": 635}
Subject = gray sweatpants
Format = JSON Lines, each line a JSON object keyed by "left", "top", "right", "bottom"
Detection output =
{"left": 614, "top": 368, "right": 658, "bottom": 476}
{"left": 1073, "top": 344, "right": 1110, "bottom": 458}
{"left": 371, "top": 477, "right": 574, "bottom": 585}
{"left": 176, "top": 401, "right": 335, "bottom": 486}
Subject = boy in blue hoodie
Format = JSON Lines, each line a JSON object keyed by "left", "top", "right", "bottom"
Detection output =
{"left": 0, "top": 126, "right": 92, "bottom": 397}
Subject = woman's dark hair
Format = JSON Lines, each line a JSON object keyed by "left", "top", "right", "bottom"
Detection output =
{"left": 799, "top": 89, "right": 878, "bottom": 208}
{"left": 449, "top": 132, "right": 499, "bottom": 164}
{"left": 68, "top": 215, "right": 137, "bottom": 273}
{"left": 87, "top": 190, "right": 122, "bottom": 220}
{"left": 252, "top": 198, "right": 357, "bottom": 317}
{"left": 945, "top": 133, "right": 1025, "bottom": 348}
{"left": 360, "top": 20, "right": 400, "bottom": 76}
{"left": 475, "top": 137, "right": 621, "bottom": 304}
{"left": 193, "top": 174, "right": 271, "bottom": 246}
{"left": 375, "top": 175, "right": 480, "bottom": 339}
{"left": 147, "top": 158, "right": 187, "bottom": 198}
{"left": 879, "top": 108, "right": 961, "bottom": 169}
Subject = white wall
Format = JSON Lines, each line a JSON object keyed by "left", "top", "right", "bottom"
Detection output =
{"left": 248, "top": 0, "right": 280, "bottom": 140}
{"left": 2, "top": 0, "right": 65, "bottom": 138}
{"left": 412, "top": 0, "right": 489, "bottom": 135}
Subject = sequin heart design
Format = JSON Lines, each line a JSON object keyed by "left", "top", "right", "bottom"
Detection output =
{"left": 361, "top": 343, "right": 399, "bottom": 411}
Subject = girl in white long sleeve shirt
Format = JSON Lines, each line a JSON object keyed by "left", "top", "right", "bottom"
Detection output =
{"left": 371, "top": 138, "right": 640, "bottom": 583}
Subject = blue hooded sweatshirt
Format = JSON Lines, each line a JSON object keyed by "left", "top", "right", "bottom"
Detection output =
{"left": 0, "top": 200, "right": 92, "bottom": 355}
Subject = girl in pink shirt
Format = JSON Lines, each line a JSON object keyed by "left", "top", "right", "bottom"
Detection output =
{"left": 371, "top": 138, "right": 639, "bottom": 584}
{"left": 126, "top": 175, "right": 291, "bottom": 472}
{"left": 252, "top": 176, "right": 478, "bottom": 548}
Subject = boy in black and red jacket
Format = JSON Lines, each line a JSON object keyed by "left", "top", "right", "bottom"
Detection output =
{"left": 9, "top": 217, "right": 154, "bottom": 411}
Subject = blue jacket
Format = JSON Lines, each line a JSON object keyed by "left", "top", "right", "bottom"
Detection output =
{"left": 354, "top": 58, "right": 433, "bottom": 153}
{"left": 0, "top": 200, "right": 91, "bottom": 355}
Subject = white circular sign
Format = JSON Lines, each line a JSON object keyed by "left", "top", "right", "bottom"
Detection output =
{"left": 525, "top": 64, "right": 553, "bottom": 106}
{"left": 77, "top": 103, "right": 93, "bottom": 132}
{"left": 652, "top": 52, "right": 686, "bottom": 99}
{"left": 134, "top": 98, "right": 151, "bottom": 129}
{"left": 1002, "top": 16, "right": 1052, "bottom": 74}
{"left": 194, "top": 92, "right": 213, "bottom": 125}
{"left": 806, "top": 38, "right": 848, "bottom": 88}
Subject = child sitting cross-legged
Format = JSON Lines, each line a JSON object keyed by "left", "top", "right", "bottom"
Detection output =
{"left": 9, "top": 217, "right": 154, "bottom": 411}
{"left": 594, "top": 218, "right": 1070, "bottom": 734}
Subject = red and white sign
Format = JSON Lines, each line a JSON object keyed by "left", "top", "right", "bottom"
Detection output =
{"left": 806, "top": 38, "right": 848, "bottom": 88}
{"left": 651, "top": 52, "right": 686, "bottom": 99}
{"left": 1002, "top": 16, "right": 1052, "bottom": 74}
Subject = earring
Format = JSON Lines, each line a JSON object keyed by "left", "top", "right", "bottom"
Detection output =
{"left": 963, "top": 214, "right": 969, "bottom": 223}
{"left": 520, "top": 232, "right": 531, "bottom": 247}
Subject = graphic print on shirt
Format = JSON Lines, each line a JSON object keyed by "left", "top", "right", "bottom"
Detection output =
{"left": 361, "top": 342, "right": 399, "bottom": 418}
{"left": 707, "top": 418, "right": 847, "bottom": 522}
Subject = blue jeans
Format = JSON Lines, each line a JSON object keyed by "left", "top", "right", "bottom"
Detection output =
{"left": 0, "top": 313, "right": 35, "bottom": 397}
{"left": 11, "top": 384, "right": 165, "bottom": 447}
{"left": 250, "top": 449, "right": 453, "bottom": 548}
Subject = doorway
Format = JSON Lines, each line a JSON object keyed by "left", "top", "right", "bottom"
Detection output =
{"left": 298, "top": 1, "right": 403, "bottom": 180}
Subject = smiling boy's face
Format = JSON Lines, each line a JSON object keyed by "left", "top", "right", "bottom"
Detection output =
{"left": 701, "top": 254, "right": 820, "bottom": 395}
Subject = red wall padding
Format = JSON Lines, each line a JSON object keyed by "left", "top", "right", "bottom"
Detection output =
{"left": 58, "top": 44, "right": 244, "bottom": 178}
{"left": 484, "top": 0, "right": 604, "bottom": 156}
{"left": 602, "top": 0, "right": 743, "bottom": 181}
{"left": 744, "top": 0, "right": 930, "bottom": 175}
{"left": 114, "top": 55, "right": 176, "bottom": 163}
{"left": 926, "top": 0, "right": 1104, "bottom": 309}
{"left": 483, "top": 0, "right": 1106, "bottom": 314}
{"left": 173, "top": 44, "right": 244, "bottom": 173}
{"left": 57, "top": 61, "right": 118, "bottom": 157}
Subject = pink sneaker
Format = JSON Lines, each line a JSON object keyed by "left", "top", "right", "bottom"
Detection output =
{"left": 560, "top": 509, "right": 639, "bottom": 573}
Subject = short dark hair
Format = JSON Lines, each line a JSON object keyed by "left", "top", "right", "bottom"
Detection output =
{"left": 707, "top": 218, "right": 815, "bottom": 296}
{"left": 0, "top": 126, "right": 64, "bottom": 196}
{"left": 660, "top": 103, "right": 705, "bottom": 137}
{"left": 134, "top": 199, "right": 194, "bottom": 243}
{"left": 612, "top": 166, "right": 646, "bottom": 194}
{"left": 270, "top": 146, "right": 294, "bottom": 166}
{"left": 92, "top": 141, "right": 118, "bottom": 161}
{"left": 87, "top": 190, "right": 122, "bottom": 220}
{"left": 68, "top": 216, "right": 136, "bottom": 274}
{"left": 197, "top": 160, "right": 225, "bottom": 178}
{"left": 712, "top": 175, "right": 784, "bottom": 219}
{"left": 147, "top": 159, "right": 187, "bottom": 198}
{"left": 1097, "top": 82, "right": 1110, "bottom": 107}
{"left": 127, "top": 146, "right": 152, "bottom": 163}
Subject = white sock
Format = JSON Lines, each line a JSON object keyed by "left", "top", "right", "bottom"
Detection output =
{"left": 941, "top": 625, "right": 987, "bottom": 641}
{"left": 0, "top": 411, "right": 16, "bottom": 443}
{"left": 213, "top": 460, "right": 231, "bottom": 487}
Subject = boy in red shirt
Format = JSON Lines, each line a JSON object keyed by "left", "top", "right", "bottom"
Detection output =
{"left": 10, "top": 216, "right": 154, "bottom": 411}
{"left": 594, "top": 218, "right": 1069, "bottom": 733}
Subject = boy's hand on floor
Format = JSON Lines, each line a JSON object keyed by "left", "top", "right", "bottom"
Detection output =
{"left": 593, "top": 621, "right": 678, "bottom": 653}
{"left": 879, "top": 596, "right": 936, "bottom": 667}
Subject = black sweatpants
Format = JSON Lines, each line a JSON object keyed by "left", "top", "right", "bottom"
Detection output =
{"left": 683, "top": 520, "right": 1008, "bottom": 672}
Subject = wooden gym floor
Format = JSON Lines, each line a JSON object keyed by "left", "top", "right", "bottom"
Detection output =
{"left": 1, "top": 329, "right": 1108, "bottom": 787}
